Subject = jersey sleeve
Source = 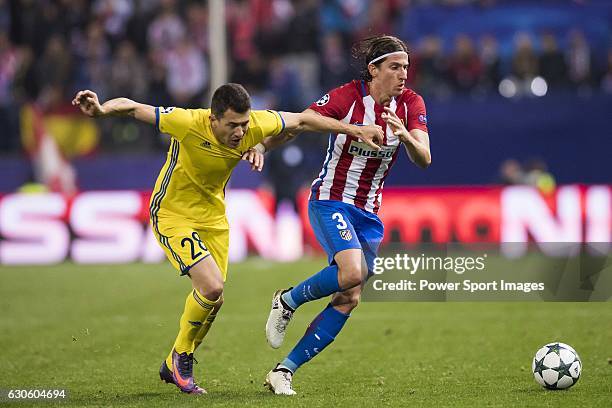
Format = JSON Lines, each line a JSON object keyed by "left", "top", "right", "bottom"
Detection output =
{"left": 308, "top": 83, "right": 355, "bottom": 120}
{"left": 405, "top": 94, "right": 429, "bottom": 133}
{"left": 249, "top": 110, "right": 285, "bottom": 142}
{"left": 156, "top": 107, "right": 195, "bottom": 141}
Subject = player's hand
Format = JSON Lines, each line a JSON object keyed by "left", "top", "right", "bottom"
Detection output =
{"left": 72, "top": 90, "right": 105, "bottom": 117}
{"left": 241, "top": 144, "right": 265, "bottom": 172}
{"left": 382, "top": 107, "right": 409, "bottom": 142}
{"left": 356, "top": 124, "right": 384, "bottom": 151}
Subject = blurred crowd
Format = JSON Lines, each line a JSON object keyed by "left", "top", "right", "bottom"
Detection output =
{"left": 0, "top": 0, "right": 611, "bottom": 155}
{"left": 499, "top": 158, "right": 556, "bottom": 195}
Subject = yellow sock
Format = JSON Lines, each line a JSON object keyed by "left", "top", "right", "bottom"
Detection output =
{"left": 193, "top": 294, "right": 222, "bottom": 351}
{"left": 193, "top": 312, "right": 217, "bottom": 351}
{"left": 165, "top": 289, "right": 218, "bottom": 368}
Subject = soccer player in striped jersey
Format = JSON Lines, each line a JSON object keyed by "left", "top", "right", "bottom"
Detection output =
{"left": 72, "top": 83, "right": 383, "bottom": 395}
{"left": 263, "top": 36, "right": 431, "bottom": 395}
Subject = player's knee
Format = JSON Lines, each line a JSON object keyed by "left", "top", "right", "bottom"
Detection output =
{"left": 198, "top": 282, "right": 224, "bottom": 302}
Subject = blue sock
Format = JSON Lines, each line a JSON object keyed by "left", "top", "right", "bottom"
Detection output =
{"left": 280, "top": 303, "right": 350, "bottom": 373}
{"left": 282, "top": 265, "right": 341, "bottom": 310}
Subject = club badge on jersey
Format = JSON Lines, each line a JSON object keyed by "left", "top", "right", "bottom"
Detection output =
{"left": 339, "top": 229, "right": 353, "bottom": 241}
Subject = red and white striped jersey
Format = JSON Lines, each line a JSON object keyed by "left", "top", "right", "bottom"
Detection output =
{"left": 309, "top": 80, "right": 428, "bottom": 214}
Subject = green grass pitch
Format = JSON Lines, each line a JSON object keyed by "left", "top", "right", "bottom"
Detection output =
{"left": 0, "top": 259, "right": 610, "bottom": 407}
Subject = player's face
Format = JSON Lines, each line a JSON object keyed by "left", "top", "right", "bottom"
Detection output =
{"left": 372, "top": 54, "right": 409, "bottom": 97}
{"left": 212, "top": 109, "right": 251, "bottom": 148}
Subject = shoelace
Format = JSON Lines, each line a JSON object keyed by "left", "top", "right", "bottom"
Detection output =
{"left": 178, "top": 353, "right": 194, "bottom": 377}
{"left": 275, "top": 309, "right": 293, "bottom": 332}
{"left": 281, "top": 372, "right": 293, "bottom": 389}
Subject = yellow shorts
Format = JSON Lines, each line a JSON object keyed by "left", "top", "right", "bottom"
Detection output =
{"left": 151, "top": 218, "right": 229, "bottom": 280}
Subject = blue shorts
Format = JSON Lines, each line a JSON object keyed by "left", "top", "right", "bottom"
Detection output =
{"left": 308, "top": 199, "right": 384, "bottom": 276}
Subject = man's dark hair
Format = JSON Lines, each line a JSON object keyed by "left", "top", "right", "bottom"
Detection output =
{"left": 211, "top": 83, "right": 251, "bottom": 118}
{"left": 351, "top": 35, "right": 410, "bottom": 82}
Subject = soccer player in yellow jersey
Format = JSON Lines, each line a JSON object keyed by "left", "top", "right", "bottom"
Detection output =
{"left": 72, "top": 83, "right": 383, "bottom": 394}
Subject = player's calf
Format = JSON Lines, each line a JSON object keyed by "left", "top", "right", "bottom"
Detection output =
{"left": 331, "top": 285, "right": 362, "bottom": 314}
{"left": 335, "top": 249, "right": 368, "bottom": 290}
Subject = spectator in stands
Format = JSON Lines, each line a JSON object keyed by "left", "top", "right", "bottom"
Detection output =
{"left": 284, "top": 0, "right": 321, "bottom": 104}
{"left": 125, "top": 0, "right": 154, "bottom": 52}
{"left": 36, "top": 34, "right": 73, "bottom": 109}
{"left": 566, "top": 29, "right": 592, "bottom": 91}
{"left": 146, "top": 50, "right": 171, "bottom": 107}
{"left": 524, "top": 158, "right": 556, "bottom": 195}
{"left": 539, "top": 32, "right": 568, "bottom": 89}
{"left": 449, "top": 34, "right": 483, "bottom": 92}
{"left": 93, "top": 0, "right": 134, "bottom": 41}
{"left": 109, "top": 40, "right": 148, "bottom": 101}
{"left": 267, "top": 56, "right": 303, "bottom": 112}
{"left": 287, "top": 0, "right": 320, "bottom": 55}
{"left": 28, "top": 1, "right": 66, "bottom": 56}
{"left": 320, "top": 32, "right": 352, "bottom": 91}
{"left": 499, "top": 159, "right": 525, "bottom": 185}
{"left": 512, "top": 32, "right": 539, "bottom": 82}
{"left": 231, "top": 50, "right": 269, "bottom": 95}
{"left": 477, "top": 34, "right": 501, "bottom": 93}
{"left": 185, "top": 1, "right": 208, "bottom": 53}
{"left": 164, "top": 36, "right": 207, "bottom": 107}
{"left": 354, "top": 1, "right": 395, "bottom": 41}
{"left": 79, "top": 21, "right": 112, "bottom": 101}
{"left": 499, "top": 158, "right": 555, "bottom": 194}
{"left": 321, "top": 0, "right": 370, "bottom": 38}
{"left": 147, "top": 0, "right": 185, "bottom": 52}
{"left": 227, "top": 0, "right": 258, "bottom": 65}
{"left": 415, "top": 35, "right": 451, "bottom": 98}
{"left": 60, "top": 0, "right": 91, "bottom": 40}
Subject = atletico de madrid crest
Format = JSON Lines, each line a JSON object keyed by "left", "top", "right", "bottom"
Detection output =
{"left": 339, "top": 229, "right": 353, "bottom": 241}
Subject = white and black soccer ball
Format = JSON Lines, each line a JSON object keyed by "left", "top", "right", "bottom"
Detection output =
{"left": 532, "top": 342, "right": 581, "bottom": 390}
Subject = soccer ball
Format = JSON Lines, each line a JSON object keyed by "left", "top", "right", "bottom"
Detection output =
{"left": 532, "top": 342, "right": 581, "bottom": 389}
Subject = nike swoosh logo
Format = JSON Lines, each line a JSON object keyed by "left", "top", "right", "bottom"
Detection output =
{"left": 172, "top": 358, "right": 191, "bottom": 388}
{"left": 189, "top": 321, "right": 203, "bottom": 327}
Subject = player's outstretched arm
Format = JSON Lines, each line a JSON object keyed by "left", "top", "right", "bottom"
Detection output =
{"left": 72, "top": 90, "right": 156, "bottom": 125}
{"left": 280, "top": 109, "right": 383, "bottom": 151}
{"left": 261, "top": 129, "right": 300, "bottom": 152}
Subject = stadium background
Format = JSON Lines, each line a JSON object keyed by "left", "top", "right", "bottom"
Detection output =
{"left": 0, "top": 1, "right": 610, "bottom": 406}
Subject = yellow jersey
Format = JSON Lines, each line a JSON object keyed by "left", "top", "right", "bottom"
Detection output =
{"left": 149, "top": 107, "right": 285, "bottom": 231}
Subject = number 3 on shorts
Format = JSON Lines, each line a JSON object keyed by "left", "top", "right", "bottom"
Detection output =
{"left": 332, "top": 212, "right": 347, "bottom": 230}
